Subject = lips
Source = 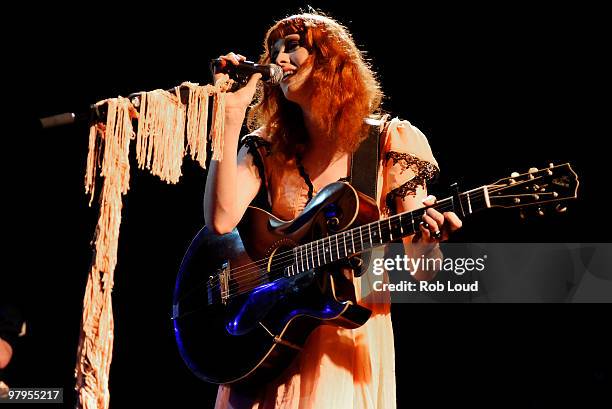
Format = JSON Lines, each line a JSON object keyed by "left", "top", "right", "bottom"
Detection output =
{"left": 281, "top": 66, "right": 297, "bottom": 82}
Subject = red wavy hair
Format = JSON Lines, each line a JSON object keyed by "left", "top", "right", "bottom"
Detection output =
{"left": 247, "top": 12, "right": 383, "bottom": 162}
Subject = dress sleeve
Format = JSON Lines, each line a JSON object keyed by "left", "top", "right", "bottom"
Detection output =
{"left": 239, "top": 128, "right": 273, "bottom": 211}
{"left": 379, "top": 117, "right": 440, "bottom": 216}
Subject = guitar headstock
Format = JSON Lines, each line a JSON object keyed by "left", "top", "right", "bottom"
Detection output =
{"left": 487, "top": 163, "right": 579, "bottom": 213}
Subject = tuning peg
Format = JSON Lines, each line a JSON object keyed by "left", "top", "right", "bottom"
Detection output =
{"left": 555, "top": 204, "right": 568, "bottom": 213}
{"left": 537, "top": 207, "right": 545, "bottom": 217}
{"left": 519, "top": 209, "right": 527, "bottom": 220}
{"left": 528, "top": 167, "right": 538, "bottom": 179}
{"left": 510, "top": 171, "right": 520, "bottom": 184}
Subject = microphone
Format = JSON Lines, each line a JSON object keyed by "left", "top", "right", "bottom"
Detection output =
{"left": 210, "top": 59, "right": 283, "bottom": 85}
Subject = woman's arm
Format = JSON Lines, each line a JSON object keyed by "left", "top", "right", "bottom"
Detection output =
{"left": 203, "top": 52, "right": 263, "bottom": 235}
{"left": 203, "top": 121, "right": 262, "bottom": 235}
{"left": 395, "top": 185, "right": 462, "bottom": 281}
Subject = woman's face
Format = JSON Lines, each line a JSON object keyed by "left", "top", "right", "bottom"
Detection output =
{"left": 271, "top": 33, "right": 313, "bottom": 104}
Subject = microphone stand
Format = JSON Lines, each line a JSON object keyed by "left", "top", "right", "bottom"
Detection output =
{"left": 38, "top": 86, "right": 195, "bottom": 129}
{"left": 38, "top": 59, "right": 255, "bottom": 130}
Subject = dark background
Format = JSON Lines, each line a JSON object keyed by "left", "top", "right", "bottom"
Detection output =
{"left": 1, "top": 1, "right": 609, "bottom": 407}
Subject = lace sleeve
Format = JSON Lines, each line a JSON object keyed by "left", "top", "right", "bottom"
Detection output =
{"left": 380, "top": 118, "right": 439, "bottom": 215}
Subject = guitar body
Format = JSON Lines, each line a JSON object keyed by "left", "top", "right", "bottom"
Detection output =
{"left": 172, "top": 182, "right": 378, "bottom": 384}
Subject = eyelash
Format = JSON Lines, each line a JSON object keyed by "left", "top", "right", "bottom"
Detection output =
{"left": 272, "top": 41, "right": 300, "bottom": 60}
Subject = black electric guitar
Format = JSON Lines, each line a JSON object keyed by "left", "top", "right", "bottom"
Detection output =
{"left": 172, "top": 163, "right": 579, "bottom": 384}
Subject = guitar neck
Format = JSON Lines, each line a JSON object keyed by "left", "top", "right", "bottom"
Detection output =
{"left": 287, "top": 185, "right": 491, "bottom": 276}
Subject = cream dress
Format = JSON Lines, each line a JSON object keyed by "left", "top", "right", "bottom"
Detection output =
{"left": 214, "top": 118, "right": 439, "bottom": 409}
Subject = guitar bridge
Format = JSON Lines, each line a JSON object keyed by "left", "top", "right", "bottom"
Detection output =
{"left": 218, "top": 261, "right": 230, "bottom": 305}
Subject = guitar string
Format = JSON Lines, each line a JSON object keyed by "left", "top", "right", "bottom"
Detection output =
{"left": 204, "top": 180, "right": 535, "bottom": 297}
{"left": 175, "top": 199, "right": 459, "bottom": 305}
{"left": 214, "top": 199, "right": 458, "bottom": 286}
{"left": 209, "top": 200, "right": 464, "bottom": 300}
{"left": 184, "top": 173, "right": 556, "bottom": 302}
{"left": 210, "top": 181, "right": 508, "bottom": 285}
{"left": 218, "top": 174, "right": 550, "bottom": 281}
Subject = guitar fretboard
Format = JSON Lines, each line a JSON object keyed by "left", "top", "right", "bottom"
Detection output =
{"left": 285, "top": 185, "right": 490, "bottom": 276}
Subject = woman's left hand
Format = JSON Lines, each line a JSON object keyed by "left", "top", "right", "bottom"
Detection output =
{"left": 414, "top": 195, "right": 463, "bottom": 244}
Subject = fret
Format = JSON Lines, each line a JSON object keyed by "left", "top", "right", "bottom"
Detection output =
{"left": 359, "top": 226, "right": 364, "bottom": 252}
{"left": 316, "top": 239, "right": 321, "bottom": 266}
{"left": 411, "top": 212, "right": 415, "bottom": 233}
{"left": 388, "top": 218, "right": 393, "bottom": 240}
{"left": 377, "top": 222, "right": 383, "bottom": 244}
{"left": 335, "top": 235, "right": 340, "bottom": 259}
{"left": 368, "top": 224, "right": 373, "bottom": 248}
{"left": 305, "top": 244, "right": 309, "bottom": 270}
{"left": 322, "top": 239, "right": 327, "bottom": 263}
{"left": 483, "top": 185, "right": 491, "bottom": 208}
{"left": 399, "top": 214, "right": 404, "bottom": 234}
{"left": 328, "top": 236, "right": 334, "bottom": 261}
{"left": 294, "top": 248, "right": 298, "bottom": 274}
{"left": 342, "top": 232, "right": 347, "bottom": 257}
{"left": 300, "top": 246, "right": 304, "bottom": 272}
{"left": 466, "top": 191, "right": 473, "bottom": 214}
{"left": 350, "top": 231, "right": 355, "bottom": 254}
{"left": 310, "top": 242, "right": 315, "bottom": 268}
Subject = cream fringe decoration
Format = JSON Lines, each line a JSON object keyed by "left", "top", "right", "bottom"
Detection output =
{"left": 77, "top": 77, "right": 230, "bottom": 409}
{"left": 76, "top": 97, "right": 134, "bottom": 409}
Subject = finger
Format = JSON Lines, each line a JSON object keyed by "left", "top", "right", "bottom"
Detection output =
{"left": 426, "top": 208, "right": 445, "bottom": 227}
{"left": 213, "top": 72, "right": 230, "bottom": 84}
{"left": 222, "top": 52, "right": 241, "bottom": 65}
{"left": 234, "top": 73, "right": 262, "bottom": 97}
{"left": 419, "top": 222, "right": 431, "bottom": 240}
{"left": 422, "top": 195, "right": 437, "bottom": 207}
{"left": 444, "top": 212, "right": 463, "bottom": 231}
{"left": 236, "top": 54, "right": 247, "bottom": 61}
{"left": 422, "top": 214, "right": 439, "bottom": 233}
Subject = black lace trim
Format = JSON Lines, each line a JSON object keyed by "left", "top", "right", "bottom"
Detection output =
{"left": 240, "top": 134, "right": 272, "bottom": 211}
{"left": 242, "top": 134, "right": 272, "bottom": 156}
{"left": 296, "top": 153, "right": 315, "bottom": 203}
{"left": 296, "top": 155, "right": 350, "bottom": 205}
{"left": 384, "top": 151, "right": 439, "bottom": 214}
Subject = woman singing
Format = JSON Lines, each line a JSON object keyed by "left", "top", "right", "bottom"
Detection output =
{"left": 204, "top": 12, "right": 462, "bottom": 409}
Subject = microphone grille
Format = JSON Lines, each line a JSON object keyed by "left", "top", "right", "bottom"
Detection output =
{"left": 268, "top": 64, "right": 284, "bottom": 85}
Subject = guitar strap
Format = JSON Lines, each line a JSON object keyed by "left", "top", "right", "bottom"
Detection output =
{"left": 349, "top": 115, "right": 389, "bottom": 199}
{"left": 347, "top": 115, "right": 389, "bottom": 277}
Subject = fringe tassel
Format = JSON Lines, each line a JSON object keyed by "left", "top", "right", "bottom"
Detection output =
{"left": 209, "top": 78, "right": 229, "bottom": 161}
{"left": 76, "top": 97, "right": 134, "bottom": 409}
{"left": 135, "top": 88, "right": 186, "bottom": 183}
{"left": 84, "top": 124, "right": 99, "bottom": 207}
{"left": 184, "top": 82, "right": 211, "bottom": 168}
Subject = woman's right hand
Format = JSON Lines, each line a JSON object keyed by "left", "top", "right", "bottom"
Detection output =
{"left": 213, "top": 52, "right": 262, "bottom": 119}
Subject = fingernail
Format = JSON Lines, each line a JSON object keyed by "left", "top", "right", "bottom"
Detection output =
{"left": 422, "top": 195, "right": 435, "bottom": 203}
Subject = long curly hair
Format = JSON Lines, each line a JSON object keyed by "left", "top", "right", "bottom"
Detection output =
{"left": 247, "top": 12, "right": 383, "bottom": 162}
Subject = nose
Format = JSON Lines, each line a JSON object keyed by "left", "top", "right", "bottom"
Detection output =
{"left": 274, "top": 51, "right": 290, "bottom": 66}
